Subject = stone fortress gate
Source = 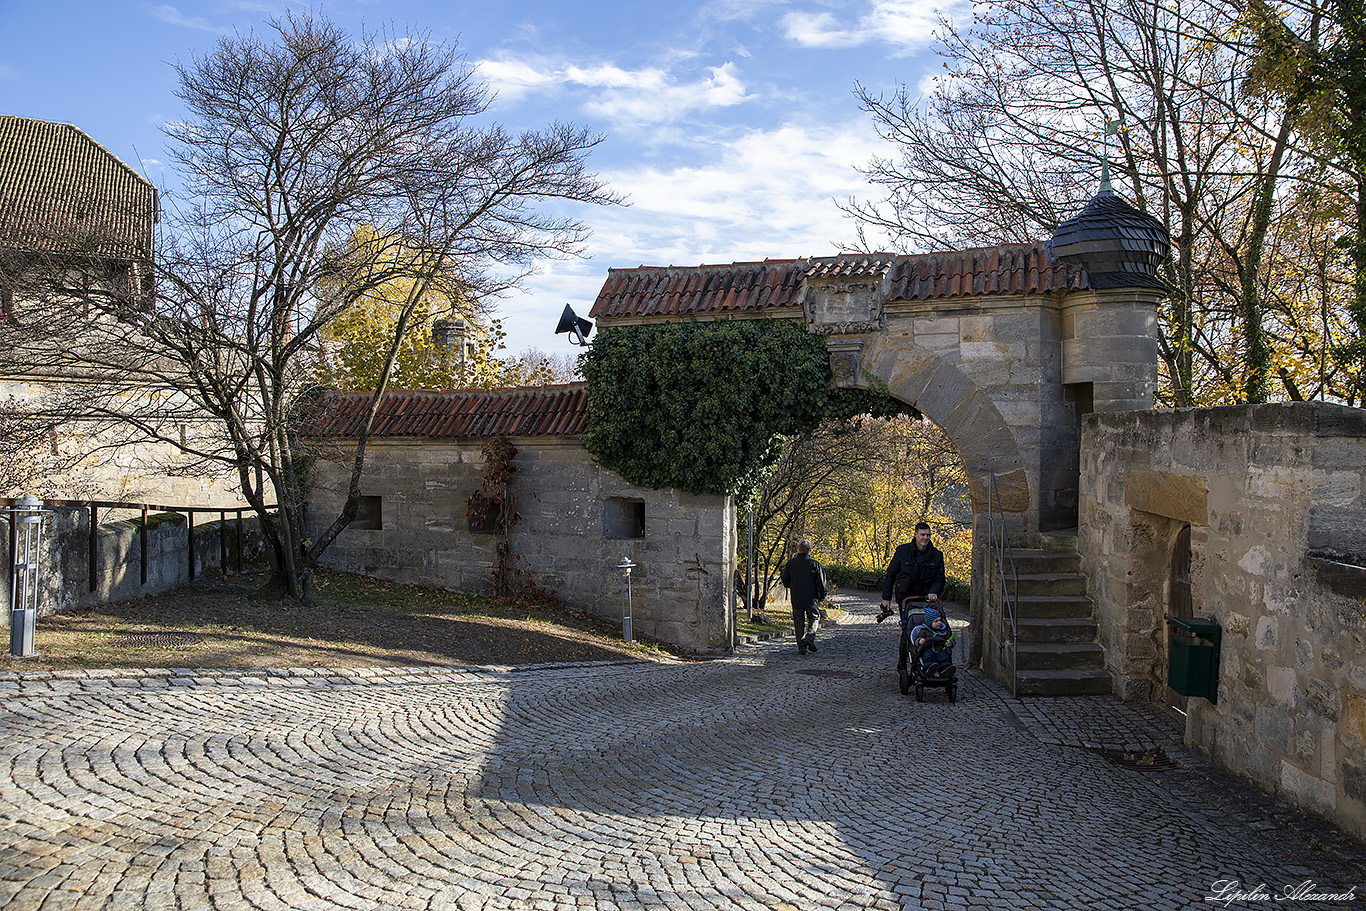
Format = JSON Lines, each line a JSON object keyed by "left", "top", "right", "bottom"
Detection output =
{"left": 590, "top": 185, "right": 1172, "bottom": 692}
{"left": 307, "top": 186, "right": 1365, "bottom": 839}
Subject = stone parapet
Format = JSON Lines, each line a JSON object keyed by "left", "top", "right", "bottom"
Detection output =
{"left": 1080, "top": 402, "right": 1366, "bottom": 840}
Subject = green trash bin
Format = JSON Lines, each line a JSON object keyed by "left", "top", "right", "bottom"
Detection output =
{"left": 1166, "top": 615, "right": 1222, "bottom": 703}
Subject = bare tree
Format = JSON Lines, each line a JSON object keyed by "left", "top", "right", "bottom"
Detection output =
{"left": 0, "top": 398, "right": 46, "bottom": 497}
{"left": 846, "top": 0, "right": 1350, "bottom": 405}
{"left": 5, "top": 12, "right": 618, "bottom": 599}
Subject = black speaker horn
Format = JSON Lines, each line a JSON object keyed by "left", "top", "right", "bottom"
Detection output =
{"left": 554, "top": 304, "right": 593, "bottom": 347}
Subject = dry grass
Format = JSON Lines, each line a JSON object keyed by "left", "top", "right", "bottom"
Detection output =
{"left": 3, "top": 569, "right": 688, "bottom": 672}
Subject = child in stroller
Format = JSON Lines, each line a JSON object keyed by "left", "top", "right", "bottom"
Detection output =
{"left": 900, "top": 602, "right": 957, "bottom": 701}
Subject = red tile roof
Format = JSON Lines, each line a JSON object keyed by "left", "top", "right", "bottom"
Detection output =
{"left": 301, "top": 384, "right": 589, "bottom": 439}
{"left": 590, "top": 258, "right": 808, "bottom": 320}
{"left": 885, "top": 243, "right": 1083, "bottom": 299}
{"left": 0, "top": 116, "right": 157, "bottom": 262}
{"left": 589, "top": 243, "right": 1085, "bottom": 320}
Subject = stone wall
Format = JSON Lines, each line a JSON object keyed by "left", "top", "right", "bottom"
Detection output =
{"left": 0, "top": 379, "right": 246, "bottom": 508}
{"left": 304, "top": 438, "right": 736, "bottom": 653}
{"left": 1080, "top": 403, "right": 1366, "bottom": 839}
{"left": 2, "top": 507, "right": 268, "bottom": 620}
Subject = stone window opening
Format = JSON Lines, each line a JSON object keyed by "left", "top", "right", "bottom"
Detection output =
{"left": 351, "top": 495, "right": 383, "bottom": 530}
{"left": 604, "top": 497, "right": 645, "bottom": 539}
{"left": 467, "top": 499, "right": 504, "bottom": 535}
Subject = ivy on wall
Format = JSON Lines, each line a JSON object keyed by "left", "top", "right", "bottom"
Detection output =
{"left": 466, "top": 437, "right": 519, "bottom": 596}
{"left": 581, "top": 319, "right": 913, "bottom": 495}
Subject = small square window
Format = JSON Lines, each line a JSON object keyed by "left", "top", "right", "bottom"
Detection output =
{"left": 352, "top": 495, "right": 383, "bottom": 530}
{"left": 468, "top": 503, "right": 502, "bottom": 535}
{"left": 604, "top": 497, "right": 645, "bottom": 539}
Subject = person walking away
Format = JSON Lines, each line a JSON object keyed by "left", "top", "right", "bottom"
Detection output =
{"left": 876, "top": 522, "right": 946, "bottom": 671}
{"left": 780, "top": 539, "right": 827, "bottom": 655}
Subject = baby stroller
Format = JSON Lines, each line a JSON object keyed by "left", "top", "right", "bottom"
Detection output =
{"left": 897, "top": 599, "right": 957, "bottom": 702}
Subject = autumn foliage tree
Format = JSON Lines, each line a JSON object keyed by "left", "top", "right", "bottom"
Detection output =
{"left": 314, "top": 226, "right": 577, "bottom": 391}
{"left": 742, "top": 416, "right": 972, "bottom": 609}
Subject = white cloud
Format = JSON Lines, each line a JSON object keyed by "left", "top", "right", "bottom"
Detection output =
{"left": 580, "top": 62, "right": 749, "bottom": 123}
{"left": 476, "top": 58, "right": 565, "bottom": 103}
{"left": 782, "top": 0, "right": 952, "bottom": 54}
{"left": 696, "top": 0, "right": 791, "bottom": 23}
{"left": 476, "top": 56, "right": 752, "bottom": 124}
{"left": 495, "top": 117, "right": 892, "bottom": 354}
{"left": 145, "top": 4, "right": 229, "bottom": 34}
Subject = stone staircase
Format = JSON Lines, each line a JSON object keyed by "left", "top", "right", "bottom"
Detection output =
{"left": 1008, "top": 538, "right": 1112, "bottom": 696}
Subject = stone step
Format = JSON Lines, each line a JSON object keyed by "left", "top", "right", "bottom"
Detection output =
{"left": 1014, "top": 668, "right": 1113, "bottom": 697}
{"left": 1015, "top": 642, "right": 1106, "bottom": 671}
{"left": 1012, "top": 530, "right": 1080, "bottom": 553}
{"left": 1013, "top": 594, "right": 1095, "bottom": 620}
{"left": 1005, "top": 549, "right": 1082, "bottom": 574}
{"left": 1015, "top": 617, "right": 1100, "bottom": 644}
{"left": 1014, "top": 573, "right": 1088, "bottom": 598}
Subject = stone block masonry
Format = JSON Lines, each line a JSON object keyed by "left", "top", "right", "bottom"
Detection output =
{"left": 1080, "top": 402, "right": 1366, "bottom": 840}
{"left": 305, "top": 438, "right": 735, "bottom": 653}
{"left": 2, "top": 507, "right": 269, "bottom": 618}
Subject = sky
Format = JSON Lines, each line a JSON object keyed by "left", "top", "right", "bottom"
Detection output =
{"left": 0, "top": 0, "right": 965, "bottom": 359}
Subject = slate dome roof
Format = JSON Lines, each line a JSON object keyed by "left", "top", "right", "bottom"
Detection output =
{"left": 1047, "top": 188, "right": 1170, "bottom": 291}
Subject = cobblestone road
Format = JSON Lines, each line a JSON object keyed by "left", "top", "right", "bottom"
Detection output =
{"left": 2, "top": 594, "right": 1363, "bottom": 910}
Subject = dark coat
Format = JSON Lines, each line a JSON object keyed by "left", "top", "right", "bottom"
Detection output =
{"left": 780, "top": 553, "right": 827, "bottom": 610}
{"left": 881, "top": 541, "right": 945, "bottom": 603}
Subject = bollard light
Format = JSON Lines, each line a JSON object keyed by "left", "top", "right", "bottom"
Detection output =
{"left": 9, "top": 493, "right": 49, "bottom": 658}
{"left": 616, "top": 556, "right": 636, "bottom": 643}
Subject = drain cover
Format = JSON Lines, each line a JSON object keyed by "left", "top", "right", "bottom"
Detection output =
{"left": 112, "top": 632, "right": 205, "bottom": 649}
{"left": 1097, "top": 747, "right": 1175, "bottom": 770}
{"left": 796, "top": 668, "right": 860, "bottom": 678}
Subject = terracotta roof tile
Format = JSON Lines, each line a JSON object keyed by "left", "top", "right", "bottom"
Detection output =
{"left": 0, "top": 116, "right": 157, "bottom": 262}
{"left": 300, "top": 384, "right": 589, "bottom": 439}
{"left": 590, "top": 259, "right": 808, "bottom": 320}
{"left": 886, "top": 243, "right": 1082, "bottom": 300}
{"left": 590, "top": 244, "right": 1085, "bottom": 320}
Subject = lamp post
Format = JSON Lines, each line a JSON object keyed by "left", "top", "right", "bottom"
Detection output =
{"left": 616, "top": 556, "right": 636, "bottom": 643}
{"left": 9, "top": 493, "right": 48, "bottom": 657}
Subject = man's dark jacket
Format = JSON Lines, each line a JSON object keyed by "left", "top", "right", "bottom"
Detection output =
{"left": 781, "top": 553, "right": 827, "bottom": 609}
{"left": 881, "top": 541, "right": 946, "bottom": 603}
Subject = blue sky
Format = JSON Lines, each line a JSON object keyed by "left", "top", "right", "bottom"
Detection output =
{"left": 0, "top": 1, "right": 962, "bottom": 357}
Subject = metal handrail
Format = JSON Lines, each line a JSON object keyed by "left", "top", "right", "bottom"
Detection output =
{"left": 2, "top": 496, "right": 257, "bottom": 590}
{"left": 987, "top": 472, "right": 1020, "bottom": 697}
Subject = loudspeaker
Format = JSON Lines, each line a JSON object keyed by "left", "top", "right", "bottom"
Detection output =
{"left": 554, "top": 304, "right": 593, "bottom": 346}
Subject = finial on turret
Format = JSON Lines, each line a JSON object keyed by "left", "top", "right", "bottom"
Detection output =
{"left": 1099, "top": 118, "right": 1121, "bottom": 194}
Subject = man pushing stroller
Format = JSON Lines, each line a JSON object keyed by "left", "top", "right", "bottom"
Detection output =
{"left": 876, "top": 522, "right": 946, "bottom": 674}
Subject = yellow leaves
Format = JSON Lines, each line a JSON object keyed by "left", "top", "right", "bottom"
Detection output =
{"left": 315, "top": 225, "right": 525, "bottom": 392}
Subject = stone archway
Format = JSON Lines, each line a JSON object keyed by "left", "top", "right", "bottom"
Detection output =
{"left": 856, "top": 339, "right": 1028, "bottom": 518}
{"left": 850, "top": 338, "right": 1029, "bottom": 670}
{"left": 590, "top": 207, "right": 1170, "bottom": 678}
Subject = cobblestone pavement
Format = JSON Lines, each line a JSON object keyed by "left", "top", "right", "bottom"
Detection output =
{"left": 2, "top": 593, "right": 1363, "bottom": 911}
